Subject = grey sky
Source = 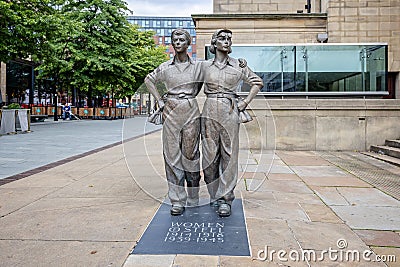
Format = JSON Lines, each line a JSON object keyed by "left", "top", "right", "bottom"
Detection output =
{"left": 125, "top": 0, "right": 213, "bottom": 17}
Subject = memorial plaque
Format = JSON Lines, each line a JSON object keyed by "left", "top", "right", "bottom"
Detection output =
{"left": 132, "top": 199, "right": 250, "bottom": 256}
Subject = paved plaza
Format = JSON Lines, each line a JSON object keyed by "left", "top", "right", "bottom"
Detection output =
{"left": 0, "top": 118, "right": 399, "bottom": 266}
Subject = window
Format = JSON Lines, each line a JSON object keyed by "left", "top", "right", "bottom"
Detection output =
{"left": 192, "top": 37, "right": 196, "bottom": 44}
{"left": 205, "top": 44, "right": 388, "bottom": 95}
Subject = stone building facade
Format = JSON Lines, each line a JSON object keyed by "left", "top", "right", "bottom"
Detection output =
{"left": 194, "top": 0, "right": 400, "bottom": 96}
{"left": 213, "top": 0, "right": 329, "bottom": 14}
{"left": 192, "top": 0, "right": 400, "bottom": 151}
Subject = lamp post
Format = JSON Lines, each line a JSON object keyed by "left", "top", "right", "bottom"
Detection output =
{"left": 53, "top": 77, "right": 58, "bottom": 121}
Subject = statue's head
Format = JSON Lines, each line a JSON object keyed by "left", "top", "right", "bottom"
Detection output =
{"left": 209, "top": 29, "right": 232, "bottom": 54}
{"left": 171, "top": 28, "right": 191, "bottom": 46}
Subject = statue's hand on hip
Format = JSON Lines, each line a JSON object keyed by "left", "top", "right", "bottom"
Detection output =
{"left": 158, "top": 99, "right": 165, "bottom": 109}
{"left": 237, "top": 99, "right": 248, "bottom": 111}
{"left": 238, "top": 58, "right": 247, "bottom": 68}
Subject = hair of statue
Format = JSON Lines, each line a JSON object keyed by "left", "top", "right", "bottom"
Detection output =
{"left": 171, "top": 28, "right": 191, "bottom": 45}
{"left": 209, "top": 28, "right": 233, "bottom": 54}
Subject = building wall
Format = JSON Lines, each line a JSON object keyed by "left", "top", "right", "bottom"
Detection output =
{"left": 214, "top": 0, "right": 324, "bottom": 14}
{"left": 327, "top": 0, "right": 400, "bottom": 73}
{"left": 193, "top": 14, "right": 327, "bottom": 59}
{"left": 193, "top": 0, "right": 400, "bottom": 150}
{"left": 210, "top": 0, "right": 400, "bottom": 73}
{"left": 240, "top": 99, "right": 400, "bottom": 150}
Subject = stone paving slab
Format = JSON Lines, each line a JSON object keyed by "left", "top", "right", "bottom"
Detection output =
{"left": 300, "top": 175, "right": 372, "bottom": 187}
{"left": 287, "top": 220, "right": 371, "bottom": 251}
{"left": 243, "top": 198, "right": 310, "bottom": 221}
{"left": 334, "top": 187, "right": 400, "bottom": 207}
{"left": 124, "top": 254, "right": 175, "bottom": 267}
{"left": 1, "top": 125, "right": 400, "bottom": 266}
{"left": 330, "top": 206, "right": 400, "bottom": 231}
{"left": 246, "top": 218, "right": 300, "bottom": 249}
{"left": 241, "top": 163, "right": 294, "bottom": 174}
{"left": 354, "top": 229, "right": 400, "bottom": 247}
{"left": 0, "top": 197, "right": 158, "bottom": 241}
{"left": 172, "top": 255, "right": 219, "bottom": 267}
{"left": 291, "top": 166, "right": 350, "bottom": 177}
{"left": 311, "top": 186, "right": 351, "bottom": 206}
{"left": 370, "top": 247, "right": 400, "bottom": 267}
{"left": 0, "top": 240, "right": 132, "bottom": 267}
{"left": 0, "top": 117, "right": 161, "bottom": 180}
{"left": 253, "top": 180, "right": 314, "bottom": 194}
{"left": 273, "top": 192, "right": 323, "bottom": 205}
{"left": 266, "top": 173, "right": 302, "bottom": 181}
{"left": 277, "top": 151, "right": 332, "bottom": 166}
{"left": 239, "top": 172, "right": 267, "bottom": 180}
{"left": 299, "top": 203, "right": 343, "bottom": 223}
{"left": 0, "top": 186, "right": 59, "bottom": 217}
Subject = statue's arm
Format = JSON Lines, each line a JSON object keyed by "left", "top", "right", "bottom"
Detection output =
{"left": 237, "top": 69, "right": 263, "bottom": 111}
{"left": 144, "top": 71, "right": 165, "bottom": 109}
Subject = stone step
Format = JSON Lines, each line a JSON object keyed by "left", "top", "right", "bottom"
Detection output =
{"left": 385, "top": 139, "right": 400, "bottom": 149}
{"left": 370, "top": 145, "right": 400, "bottom": 159}
{"left": 362, "top": 152, "right": 400, "bottom": 167}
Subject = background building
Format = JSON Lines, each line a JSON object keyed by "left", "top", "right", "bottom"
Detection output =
{"left": 192, "top": 0, "right": 400, "bottom": 151}
{"left": 193, "top": 0, "right": 399, "bottom": 97}
{"left": 127, "top": 16, "right": 197, "bottom": 60}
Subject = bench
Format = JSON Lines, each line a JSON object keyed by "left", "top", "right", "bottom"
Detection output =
{"left": 30, "top": 115, "right": 48, "bottom": 122}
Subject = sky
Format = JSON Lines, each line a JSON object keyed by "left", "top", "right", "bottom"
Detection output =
{"left": 125, "top": 0, "right": 213, "bottom": 17}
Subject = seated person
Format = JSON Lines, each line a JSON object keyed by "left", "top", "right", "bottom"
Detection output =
{"left": 63, "top": 103, "right": 71, "bottom": 120}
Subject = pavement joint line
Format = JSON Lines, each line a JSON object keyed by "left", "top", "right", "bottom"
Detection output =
{"left": 126, "top": 202, "right": 163, "bottom": 261}
{"left": 298, "top": 203, "right": 312, "bottom": 222}
{"left": 0, "top": 128, "right": 161, "bottom": 187}
{"left": 239, "top": 191, "right": 253, "bottom": 259}
{"left": 335, "top": 187, "right": 352, "bottom": 206}
{"left": 286, "top": 220, "right": 312, "bottom": 267}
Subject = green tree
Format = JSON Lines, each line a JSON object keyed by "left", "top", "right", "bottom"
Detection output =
{"left": 2, "top": 0, "right": 167, "bottom": 107}
{"left": 119, "top": 25, "right": 168, "bottom": 103}
{"left": 37, "top": 0, "right": 167, "bottom": 106}
{"left": 0, "top": 0, "right": 57, "bottom": 62}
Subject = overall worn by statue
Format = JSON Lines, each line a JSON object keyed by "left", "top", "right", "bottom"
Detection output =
{"left": 200, "top": 29, "right": 263, "bottom": 217}
{"left": 145, "top": 29, "right": 202, "bottom": 216}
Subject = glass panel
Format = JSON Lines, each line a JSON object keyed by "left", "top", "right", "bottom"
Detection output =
{"left": 364, "top": 45, "right": 386, "bottom": 92}
{"left": 205, "top": 44, "right": 387, "bottom": 95}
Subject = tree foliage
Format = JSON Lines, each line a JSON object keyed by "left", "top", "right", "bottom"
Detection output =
{"left": 0, "top": 0, "right": 57, "bottom": 62}
{"left": 1, "top": 0, "right": 168, "bottom": 102}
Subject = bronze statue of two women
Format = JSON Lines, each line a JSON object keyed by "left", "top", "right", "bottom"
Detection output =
{"left": 145, "top": 28, "right": 263, "bottom": 217}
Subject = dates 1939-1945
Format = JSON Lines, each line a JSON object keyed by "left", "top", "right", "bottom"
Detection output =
{"left": 164, "top": 222, "right": 225, "bottom": 243}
